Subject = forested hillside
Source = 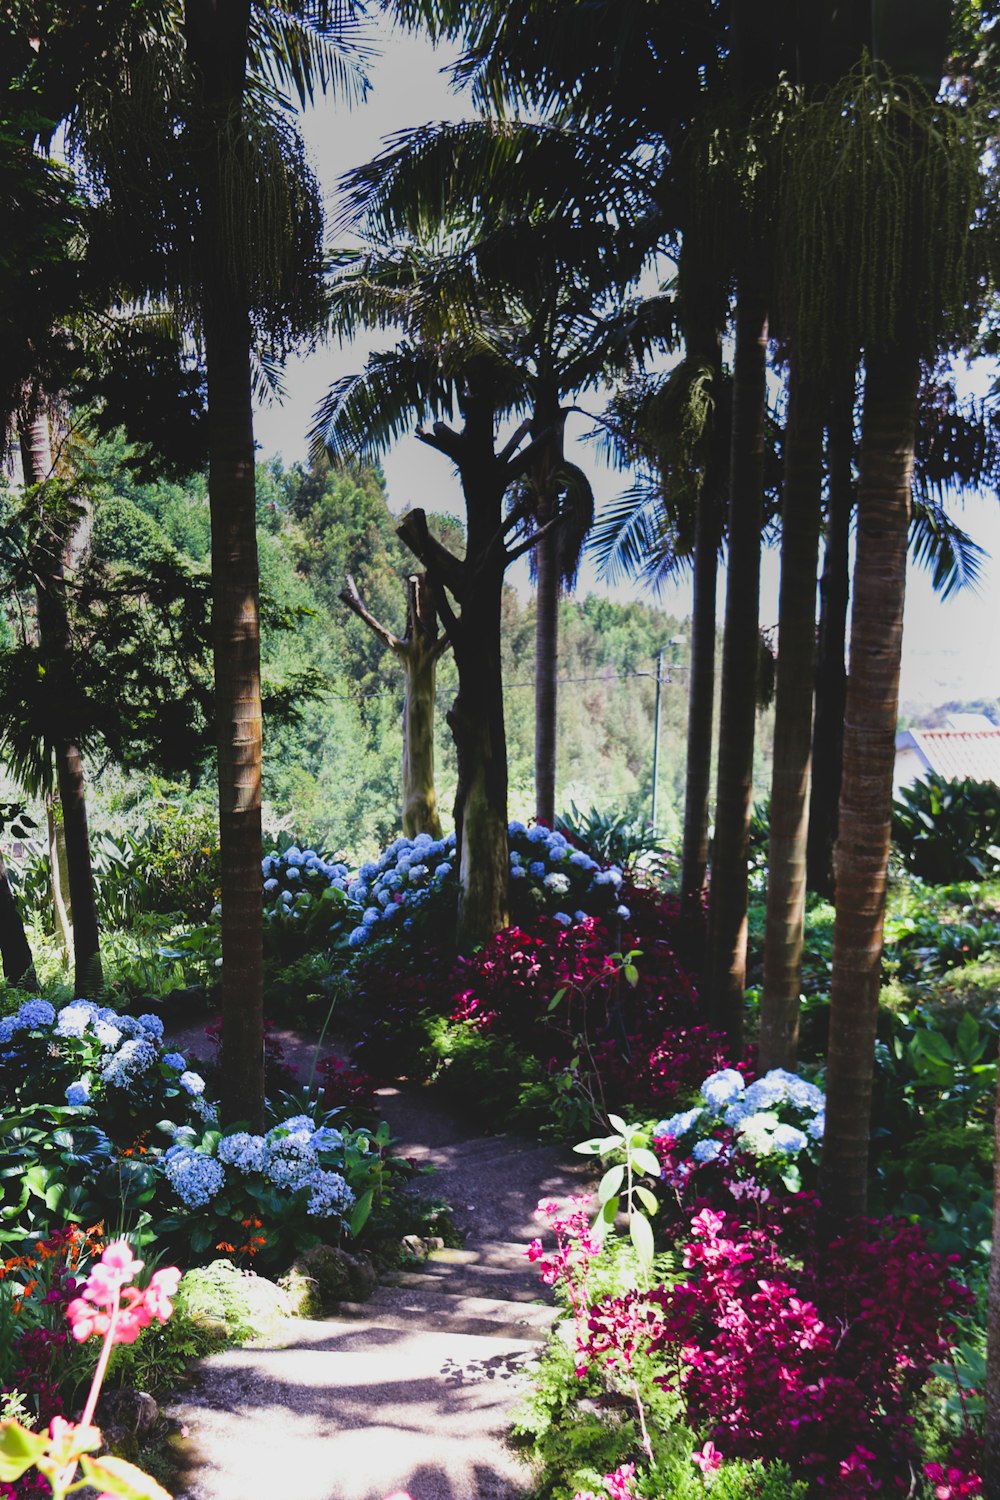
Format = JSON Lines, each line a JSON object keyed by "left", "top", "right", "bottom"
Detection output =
{"left": 6, "top": 435, "right": 726, "bottom": 858}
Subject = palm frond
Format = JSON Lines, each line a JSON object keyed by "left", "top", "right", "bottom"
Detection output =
{"left": 249, "top": 2, "right": 373, "bottom": 110}
{"left": 309, "top": 343, "right": 459, "bottom": 464}
{"left": 588, "top": 481, "right": 690, "bottom": 593}
{"left": 909, "top": 497, "right": 987, "bottom": 600}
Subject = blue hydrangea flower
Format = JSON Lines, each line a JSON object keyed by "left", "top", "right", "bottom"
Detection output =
{"left": 433, "top": 863, "right": 453, "bottom": 882}
{"left": 310, "top": 1126, "right": 343, "bottom": 1153}
{"left": 362, "top": 907, "right": 381, "bottom": 927}
{"left": 569, "top": 851, "right": 595, "bottom": 870}
{"left": 285, "top": 846, "right": 302, "bottom": 865}
{"left": 701, "top": 1069, "right": 746, "bottom": 1110}
{"left": 0, "top": 1018, "right": 16, "bottom": 1044}
{"left": 508, "top": 821, "right": 526, "bottom": 836}
{"left": 348, "top": 926, "right": 368, "bottom": 947}
{"left": 65, "top": 1080, "right": 90, "bottom": 1105}
{"left": 190, "top": 1094, "right": 219, "bottom": 1124}
{"left": 217, "top": 1131, "right": 268, "bottom": 1174}
{"left": 93, "top": 1019, "right": 122, "bottom": 1049}
{"left": 615, "top": 905, "right": 631, "bottom": 921}
{"left": 655, "top": 1106, "right": 703, "bottom": 1139}
{"left": 179, "top": 1071, "right": 206, "bottom": 1096}
{"left": 359, "top": 862, "right": 379, "bottom": 881}
{"left": 552, "top": 911, "right": 572, "bottom": 926}
{"left": 266, "top": 1134, "right": 318, "bottom": 1190}
{"left": 529, "top": 861, "right": 546, "bottom": 879}
{"left": 163, "top": 1052, "right": 187, "bottom": 1071}
{"left": 17, "top": 999, "right": 55, "bottom": 1031}
{"left": 510, "top": 866, "right": 526, "bottom": 880}
{"left": 544, "top": 872, "right": 571, "bottom": 896}
{"left": 691, "top": 1138, "right": 723, "bottom": 1164}
{"left": 408, "top": 863, "right": 429, "bottom": 881}
{"left": 771, "top": 1124, "right": 808, "bottom": 1155}
{"left": 163, "top": 1145, "right": 226, "bottom": 1208}
{"left": 304, "top": 1169, "right": 356, "bottom": 1219}
{"left": 100, "top": 1038, "right": 159, "bottom": 1088}
{"left": 264, "top": 878, "right": 279, "bottom": 894}
{"left": 806, "top": 1113, "right": 825, "bottom": 1142}
{"left": 724, "top": 1100, "right": 753, "bottom": 1127}
{"left": 136, "top": 1014, "right": 164, "bottom": 1041}
{"left": 574, "top": 910, "right": 589, "bottom": 923}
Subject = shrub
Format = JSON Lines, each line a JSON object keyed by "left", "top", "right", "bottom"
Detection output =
{"left": 893, "top": 773, "right": 1000, "bottom": 885}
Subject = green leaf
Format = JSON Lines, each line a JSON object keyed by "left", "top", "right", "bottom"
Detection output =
{"left": 623, "top": 964, "right": 639, "bottom": 987}
{"left": 0, "top": 1422, "right": 46, "bottom": 1482}
{"left": 955, "top": 1012, "right": 985, "bottom": 1064}
{"left": 634, "top": 1185, "right": 658, "bottom": 1216}
{"left": 630, "top": 1147, "right": 662, "bottom": 1179}
{"left": 606, "top": 1113, "right": 630, "bottom": 1136}
{"left": 547, "top": 987, "right": 568, "bottom": 1013}
{"left": 79, "top": 1454, "right": 173, "bottom": 1500}
{"left": 598, "top": 1164, "right": 625, "bottom": 1205}
{"left": 629, "top": 1210, "right": 654, "bottom": 1269}
{"left": 572, "top": 1139, "right": 603, "bottom": 1155}
{"left": 349, "top": 1188, "right": 373, "bottom": 1237}
{"left": 601, "top": 1195, "right": 618, "bottom": 1225}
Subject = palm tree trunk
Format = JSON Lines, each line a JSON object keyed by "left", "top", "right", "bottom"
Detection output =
{"left": 21, "top": 409, "right": 102, "bottom": 993}
{"left": 187, "top": 0, "right": 265, "bottom": 1128}
{"left": 987, "top": 1085, "right": 1000, "bottom": 1497}
{"left": 807, "top": 370, "right": 854, "bottom": 897}
{"left": 759, "top": 359, "right": 824, "bottom": 1070}
{"left": 533, "top": 510, "right": 559, "bottom": 828}
{"left": 401, "top": 576, "right": 444, "bottom": 840}
{"left": 705, "top": 277, "right": 768, "bottom": 1047}
{"left": 819, "top": 338, "right": 919, "bottom": 1221}
{"left": 0, "top": 852, "right": 34, "bottom": 987}
{"left": 58, "top": 739, "right": 101, "bottom": 995}
{"left": 46, "top": 790, "right": 73, "bottom": 965}
{"left": 680, "top": 461, "right": 723, "bottom": 940}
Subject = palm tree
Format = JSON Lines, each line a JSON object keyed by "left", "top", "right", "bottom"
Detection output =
{"left": 67, "top": 0, "right": 368, "bottom": 1124}
{"left": 768, "top": 46, "right": 990, "bottom": 1217}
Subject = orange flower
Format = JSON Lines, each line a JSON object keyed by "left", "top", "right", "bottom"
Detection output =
{"left": 216, "top": 1242, "right": 236, "bottom": 1254}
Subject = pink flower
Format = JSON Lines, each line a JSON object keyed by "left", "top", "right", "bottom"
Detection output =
{"left": 144, "top": 1267, "right": 182, "bottom": 1321}
{"left": 692, "top": 1441, "right": 722, "bottom": 1475}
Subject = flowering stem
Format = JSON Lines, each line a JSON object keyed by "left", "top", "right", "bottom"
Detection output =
{"left": 629, "top": 1373, "right": 655, "bottom": 1466}
{"left": 52, "top": 1283, "right": 121, "bottom": 1497}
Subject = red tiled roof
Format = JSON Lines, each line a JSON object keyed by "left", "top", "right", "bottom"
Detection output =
{"left": 911, "top": 729, "right": 1000, "bottom": 785}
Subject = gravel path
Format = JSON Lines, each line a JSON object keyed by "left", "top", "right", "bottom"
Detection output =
{"left": 162, "top": 1017, "right": 589, "bottom": 1500}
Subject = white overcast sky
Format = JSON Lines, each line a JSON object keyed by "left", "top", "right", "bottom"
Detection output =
{"left": 252, "top": 15, "right": 1000, "bottom": 712}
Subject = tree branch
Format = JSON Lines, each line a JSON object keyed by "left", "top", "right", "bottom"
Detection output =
{"left": 396, "top": 508, "right": 466, "bottom": 601}
{"left": 338, "top": 574, "right": 403, "bottom": 656}
{"left": 504, "top": 511, "right": 566, "bottom": 567}
{"left": 416, "top": 420, "right": 465, "bottom": 466}
{"left": 503, "top": 423, "right": 557, "bottom": 485}
{"left": 498, "top": 416, "right": 532, "bottom": 465}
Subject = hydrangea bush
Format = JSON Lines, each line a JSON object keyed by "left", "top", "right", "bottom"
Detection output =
{"left": 156, "top": 1110, "right": 396, "bottom": 1270}
{"left": 654, "top": 1067, "right": 824, "bottom": 1192}
{"left": 260, "top": 822, "right": 630, "bottom": 956}
{"left": 0, "top": 997, "right": 400, "bottom": 1275}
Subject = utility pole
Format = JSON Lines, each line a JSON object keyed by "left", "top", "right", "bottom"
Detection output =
{"left": 651, "top": 649, "right": 664, "bottom": 827}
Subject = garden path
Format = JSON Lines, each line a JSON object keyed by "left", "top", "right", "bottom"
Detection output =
{"left": 161, "top": 1018, "right": 588, "bottom": 1500}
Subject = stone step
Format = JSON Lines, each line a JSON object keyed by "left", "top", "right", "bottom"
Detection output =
{"left": 335, "top": 1284, "right": 559, "bottom": 1342}
{"left": 387, "top": 1267, "right": 547, "bottom": 1304}
{"left": 427, "top": 1240, "right": 535, "bottom": 1271}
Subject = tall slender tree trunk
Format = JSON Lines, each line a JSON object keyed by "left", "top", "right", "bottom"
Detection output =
{"left": 46, "top": 791, "right": 73, "bottom": 966}
{"left": 759, "top": 359, "right": 824, "bottom": 1070}
{"left": 807, "top": 370, "right": 854, "bottom": 897}
{"left": 20, "top": 409, "right": 102, "bottom": 994}
{"left": 819, "top": 339, "right": 919, "bottom": 1220}
{"left": 533, "top": 508, "right": 558, "bottom": 828}
{"left": 987, "top": 1085, "right": 1000, "bottom": 1497}
{"left": 705, "top": 279, "right": 768, "bottom": 1047}
{"left": 401, "top": 575, "right": 445, "bottom": 840}
{"left": 0, "top": 852, "right": 34, "bottom": 987}
{"left": 680, "top": 334, "right": 727, "bottom": 948}
{"left": 187, "top": 0, "right": 265, "bottom": 1128}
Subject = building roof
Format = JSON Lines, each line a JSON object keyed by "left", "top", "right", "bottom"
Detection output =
{"left": 895, "top": 728, "right": 1000, "bottom": 785}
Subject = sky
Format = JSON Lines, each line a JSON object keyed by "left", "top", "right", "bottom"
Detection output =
{"left": 252, "top": 16, "right": 1000, "bottom": 714}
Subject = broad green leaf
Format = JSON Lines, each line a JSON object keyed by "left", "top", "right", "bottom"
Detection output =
{"left": 80, "top": 1453, "right": 173, "bottom": 1500}
{"left": 0, "top": 1422, "right": 46, "bottom": 1481}
{"left": 623, "top": 964, "right": 639, "bottom": 987}
{"left": 629, "top": 1210, "right": 654, "bottom": 1269}
{"left": 350, "top": 1187, "right": 373, "bottom": 1237}
{"left": 606, "top": 1113, "right": 630, "bottom": 1136}
{"left": 573, "top": 1139, "right": 602, "bottom": 1155}
{"left": 630, "top": 1148, "right": 662, "bottom": 1179}
{"left": 598, "top": 1164, "right": 625, "bottom": 1205}
{"left": 634, "top": 1185, "right": 658, "bottom": 1216}
{"left": 601, "top": 1195, "right": 618, "bottom": 1225}
{"left": 547, "top": 987, "right": 568, "bottom": 1013}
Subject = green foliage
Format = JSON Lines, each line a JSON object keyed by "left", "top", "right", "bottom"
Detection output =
{"left": 892, "top": 772, "right": 1000, "bottom": 884}
{"left": 556, "top": 803, "right": 663, "bottom": 875}
{"left": 105, "top": 1301, "right": 225, "bottom": 1399}
{"left": 574, "top": 1116, "right": 662, "bottom": 1274}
